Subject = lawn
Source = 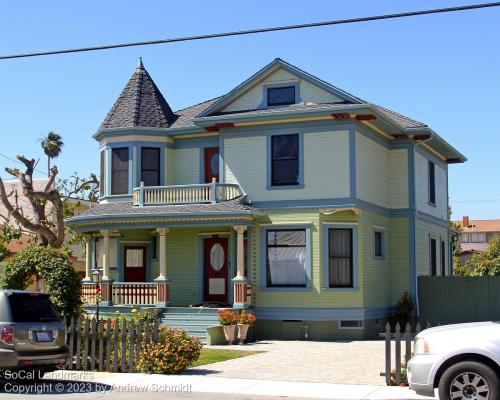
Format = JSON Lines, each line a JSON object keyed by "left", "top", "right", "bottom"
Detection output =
{"left": 191, "top": 348, "right": 262, "bottom": 367}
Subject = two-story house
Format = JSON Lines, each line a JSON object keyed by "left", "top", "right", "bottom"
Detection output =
{"left": 68, "top": 58, "right": 466, "bottom": 341}
{"left": 456, "top": 216, "right": 500, "bottom": 264}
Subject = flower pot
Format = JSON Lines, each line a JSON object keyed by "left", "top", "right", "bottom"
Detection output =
{"left": 237, "top": 323, "right": 250, "bottom": 345}
{"left": 222, "top": 325, "right": 237, "bottom": 345}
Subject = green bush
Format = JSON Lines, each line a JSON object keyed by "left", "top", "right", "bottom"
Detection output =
{"left": 137, "top": 327, "right": 202, "bottom": 374}
{"left": 0, "top": 244, "right": 82, "bottom": 318}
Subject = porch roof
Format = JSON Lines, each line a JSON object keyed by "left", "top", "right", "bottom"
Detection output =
{"left": 66, "top": 198, "right": 259, "bottom": 231}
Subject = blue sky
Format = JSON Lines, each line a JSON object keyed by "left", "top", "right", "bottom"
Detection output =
{"left": 0, "top": 0, "right": 499, "bottom": 219}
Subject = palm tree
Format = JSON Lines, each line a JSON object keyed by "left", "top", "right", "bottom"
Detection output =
{"left": 41, "top": 132, "right": 64, "bottom": 175}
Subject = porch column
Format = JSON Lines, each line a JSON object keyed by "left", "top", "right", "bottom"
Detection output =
{"left": 83, "top": 234, "right": 93, "bottom": 281}
{"left": 155, "top": 228, "right": 170, "bottom": 306}
{"left": 232, "top": 225, "right": 251, "bottom": 309}
{"left": 100, "top": 229, "right": 113, "bottom": 306}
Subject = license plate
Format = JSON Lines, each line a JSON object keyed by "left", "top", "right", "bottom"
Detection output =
{"left": 36, "top": 331, "right": 51, "bottom": 342}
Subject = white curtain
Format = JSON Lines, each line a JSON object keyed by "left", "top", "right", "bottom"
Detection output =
{"left": 95, "top": 238, "right": 117, "bottom": 269}
{"left": 268, "top": 246, "right": 306, "bottom": 285}
{"left": 329, "top": 229, "right": 352, "bottom": 287}
{"left": 126, "top": 249, "right": 144, "bottom": 268}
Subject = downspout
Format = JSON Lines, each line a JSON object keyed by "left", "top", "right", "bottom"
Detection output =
{"left": 410, "top": 131, "right": 434, "bottom": 318}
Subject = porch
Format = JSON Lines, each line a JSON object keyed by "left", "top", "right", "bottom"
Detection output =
{"left": 80, "top": 224, "right": 252, "bottom": 309}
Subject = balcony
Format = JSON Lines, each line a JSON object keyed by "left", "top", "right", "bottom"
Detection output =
{"left": 132, "top": 182, "right": 243, "bottom": 206}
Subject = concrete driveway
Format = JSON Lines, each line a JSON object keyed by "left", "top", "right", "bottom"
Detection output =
{"left": 189, "top": 340, "right": 389, "bottom": 385}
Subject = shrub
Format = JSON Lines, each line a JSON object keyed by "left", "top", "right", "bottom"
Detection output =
{"left": 137, "top": 327, "right": 202, "bottom": 374}
{"left": 0, "top": 245, "right": 82, "bottom": 318}
{"left": 238, "top": 310, "right": 256, "bottom": 325}
{"left": 217, "top": 309, "right": 238, "bottom": 326}
{"left": 394, "top": 291, "right": 414, "bottom": 327}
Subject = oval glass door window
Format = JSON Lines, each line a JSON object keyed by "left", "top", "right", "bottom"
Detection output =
{"left": 210, "top": 243, "right": 224, "bottom": 272}
{"left": 210, "top": 153, "right": 219, "bottom": 176}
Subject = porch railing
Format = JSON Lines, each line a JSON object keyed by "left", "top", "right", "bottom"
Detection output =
{"left": 82, "top": 281, "right": 170, "bottom": 306}
{"left": 132, "top": 182, "right": 243, "bottom": 206}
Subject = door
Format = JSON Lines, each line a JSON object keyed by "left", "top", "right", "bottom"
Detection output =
{"left": 203, "top": 238, "right": 229, "bottom": 304}
{"left": 204, "top": 147, "right": 220, "bottom": 183}
{"left": 124, "top": 247, "right": 147, "bottom": 282}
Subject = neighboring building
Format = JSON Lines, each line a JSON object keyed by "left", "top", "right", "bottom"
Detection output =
{"left": 0, "top": 178, "right": 88, "bottom": 285}
{"left": 456, "top": 216, "right": 500, "bottom": 264}
{"left": 67, "top": 58, "right": 466, "bottom": 340}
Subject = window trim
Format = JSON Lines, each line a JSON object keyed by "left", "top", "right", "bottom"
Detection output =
{"left": 260, "top": 82, "right": 300, "bottom": 109}
{"left": 322, "top": 223, "right": 359, "bottom": 291}
{"left": 428, "top": 160, "right": 436, "bottom": 206}
{"left": 259, "top": 224, "right": 312, "bottom": 291}
{"left": 373, "top": 227, "right": 386, "bottom": 259}
{"left": 266, "top": 132, "right": 304, "bottom": 190}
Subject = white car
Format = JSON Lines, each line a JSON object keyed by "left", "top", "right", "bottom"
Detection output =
{"left": 408, "top": 322, "right": 500, "bottom": 399}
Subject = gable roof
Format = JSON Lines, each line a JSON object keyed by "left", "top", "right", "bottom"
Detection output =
{"left": 99, "top": 59, "right": 177, "bottom": 130}
{"left": 198, "top": 58, "right": 364, "bottom": 117}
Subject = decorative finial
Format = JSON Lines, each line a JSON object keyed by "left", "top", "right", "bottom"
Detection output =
{"left": 137, "top": 57, "right": 144, "bottom": 70}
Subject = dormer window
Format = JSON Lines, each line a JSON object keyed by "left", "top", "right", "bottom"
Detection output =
{"left": 267, "top": 86, "right": 296, "bottom": 107}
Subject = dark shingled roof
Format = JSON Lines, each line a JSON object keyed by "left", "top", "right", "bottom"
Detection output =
{"left": 170, "top": 97, "right": 221, "bottom": 129}
{"left": 100, "top": 59, "right": 178, "bottom": 130}
{"left": 71, "top": 198, "right": 258, "bottom": 220}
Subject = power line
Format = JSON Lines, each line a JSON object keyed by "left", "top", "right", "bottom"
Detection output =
{"left": 452, "top": 199, "right": 500, "bottom": 203}
{"left": 0, "top": 153, "right": 47, "bottom": 177}
{"left": 1, "top": 2, "right": 500, "bottom": 60}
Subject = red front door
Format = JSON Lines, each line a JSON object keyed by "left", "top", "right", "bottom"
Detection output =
{"left": 124, "top": 247, "right": 147, "bottom": 282}
{"left": 203, "top": 238, "right": 229, "bottom": 304}
{"left": 204, "top": 147, "right": 220, "bottom": 183}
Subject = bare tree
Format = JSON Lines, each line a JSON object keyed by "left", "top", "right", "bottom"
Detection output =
{"left": 0, "top": 155, "right": 98, "bottom": 248}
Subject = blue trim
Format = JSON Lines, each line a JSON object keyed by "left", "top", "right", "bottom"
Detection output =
{"left": 173, "top": 136, "right": 219, "bottom": 149}
{"left": 349, "top": 127, "right": 356, "bottom": 198}
{"left": 416, "top": 211, "right": 450, "bottom": 228}
{"left": 254, "top": 306, "right": 392, "bottom": 321}
{"left": 259, "top": 224, "right": 313, "bottom": 291}
{"left": 266, "top": 132, "right": 305, "bottom": 189}
{"left": 373, "top": 227, "right": 386, "bottom": 259}
{"left": 223, "top": 120, "right": 355, "bottom": 137}
{"left": 259, "top": 82, "right": 301, "bottom": 109}
{"left": 322, "top": 223, "right": 359, "bottom": 290}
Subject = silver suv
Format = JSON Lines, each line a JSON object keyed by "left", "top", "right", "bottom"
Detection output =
{"left": 0, "top": 290, "right": 69, "bottom": 377}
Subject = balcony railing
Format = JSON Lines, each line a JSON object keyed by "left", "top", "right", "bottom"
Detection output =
{"left": 132, "top": 183, "right": 243, "bottom": 206}
{"left": 82, "top": 281, "right": 170, "bottom": 306}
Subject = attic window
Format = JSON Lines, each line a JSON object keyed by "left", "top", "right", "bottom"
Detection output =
{"left": 267, "top": 86, "right": 296, "bottom": 106}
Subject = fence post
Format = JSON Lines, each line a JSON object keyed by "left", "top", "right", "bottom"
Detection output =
{"left": 68, "top": 316, "right": 75, "bottom": 370}
{"left": 98, "top": 320, "right": 104, "bottom": 372}
{"left": 128, "top": 320, "right": 135, "bottom": 373}
{"left": 405, "top": 322, "right": 412, "bottom": 363}
{"left": 105, "top": 319, "right": 111, "bottom": 372}
{"left": 121, "top": 320, "right": 127, "bottom": 373}
{"left": 385, "top": 322, "right": 391, "bottom": 386}
{"left": 90, "top": 318, "right": 97, "bottom": 370}
{"left": 82, "top": 319, "right": 89, "bottom": 370}
{"left": 75, "top": 317, "right": 82, "bottom": 370}
{"left": 395, "top": 323, "right": 401, "bottom": 386}
{"left": 113, "top": 321, "right": 119, "bottom": 373}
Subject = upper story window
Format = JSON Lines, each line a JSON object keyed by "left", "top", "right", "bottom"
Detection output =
{"left": 271, "top": 134, "right": 299, "bottom": 186}
{"left": 99, "top": 151, "right": 105, "bottom": 198}
{"left": 440, "top": 240, "right": 446, "bottom": 276}
{"left": 141, "top": 147, "right": 160, "bottom": 186}
{"left": 428, "top": 161, "right": 436, "bottom": 205}
{"left": 430, "top": 237, "right": 437, "bottom": 276}
{"left": 111, "top": 147, "right": 129, "bottom": 195}
{"left": 267, "top": 86, "right": 296, "bottom": 107}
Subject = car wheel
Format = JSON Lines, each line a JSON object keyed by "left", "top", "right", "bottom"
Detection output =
{"left": 438, "top": 361, "right": 499, "bottom": 400}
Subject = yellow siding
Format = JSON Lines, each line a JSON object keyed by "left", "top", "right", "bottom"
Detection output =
{"left": 173, "top": 148, "right": 200, "bottom": 184}
{"left": 389, "top": 149, "right": 409, "bottom": 209}
{"left": 222, "top": 67, "right": 343, "bottom": 113}
{"left": 224, "top": 130, "right": 350, "bottom": 202}
{"left": 356, "top": 132, "right": 390, "bottom": 208}
{"left": 165, "top": 147, "right": 175, "bottom": 184}
{"left": 389, "top": 218, "right": 410, "bottom": 303}
{"left": 415, "top": 219, "right": 449, "bottom": 277}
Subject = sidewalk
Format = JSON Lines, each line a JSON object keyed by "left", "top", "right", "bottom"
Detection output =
{"left": 46, "top": 371, "right": 436, "bottom": 400}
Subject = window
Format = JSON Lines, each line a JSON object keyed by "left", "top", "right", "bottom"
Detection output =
{"left": 459, "top": 233, "right": 470, "bottom": 243}
{"left": 111, "top": 147, "right": 129, "bottom": 195}
{"left": 8, "top": 293, "right": 61, "bottom": 323}
{"left": 141, "top": 147, "right": 160, "bottom": 186}
{"left": 266, "top": 229, "right": 306, "bottom": 287}
{"left": 374, "top": 231, "right": 384, "bottom": 258}
{"left": 328, "top": 228, "right": 353, "bottom": 288}
{"left": 430, "top": 238, "right": 437, "bottom": 276}
{"left": 441, "top": 240, "right": 446, "bottom": 276}
{"left": 339, "top": 320, "right": 363, "bottom": 329}
{"left": 470, "top": 232, "right": 486, "bottom": 243}
{"left": 267, "top": 86, "right": 295, "bottom": 106}
{"left": 271, "top": 134, "right": 299, "bottom": 186}
{"left": 428, "top": 161, "right": 436, "bottom": 204}
{"left": 99, "top": 150, "right": 105, "bottom": 197}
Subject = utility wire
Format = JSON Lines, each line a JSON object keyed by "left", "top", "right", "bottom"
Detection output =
{"left": 1, "top": 2, "right": 500, "bottom": 60}
{"left": 0, "top": 153, "right": 47, "bottom": 177}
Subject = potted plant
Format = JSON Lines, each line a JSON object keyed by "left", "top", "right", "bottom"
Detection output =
{"left": 217, "top": 309, "right": 238, "bottom": 344}
{"left": 237, "top": 310, "right": 256, "bottom": 345}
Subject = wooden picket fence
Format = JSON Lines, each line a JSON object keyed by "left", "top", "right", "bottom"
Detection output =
{"left": 380, "top": 321, "right": 431, "bottom": 386}
{"left": 64, "top": 316, "right": 160, "bottom": 372}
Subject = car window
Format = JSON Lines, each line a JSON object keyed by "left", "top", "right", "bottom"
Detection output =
{"left": 8, "top": 294, "right": 61, "bottom": 322}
